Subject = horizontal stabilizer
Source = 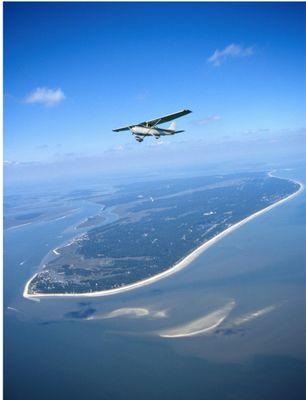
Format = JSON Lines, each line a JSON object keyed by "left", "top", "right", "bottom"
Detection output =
{"left": 113, "top": 126, "right": 130, "bottom": 132}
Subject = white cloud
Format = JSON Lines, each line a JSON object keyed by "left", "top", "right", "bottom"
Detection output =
{"left": 4, "top": 160, "right": 19, "bottom": 166}
{"left": 135, "top": 90, "right": 149, "bottom": 101}
{"left": 25, "top": 87, "right": 65, "bottom": 107}
{"left": 194, "top": 115, "right": 221, "bottom": 126}
{"left": 148, "top": 140, "right": 167, "bottom": 147}
{"left": 244, "top": 128, "right": 270, "bottom": 135}
{"left": 208, "top": 44, "right": 254, "bottom": 66}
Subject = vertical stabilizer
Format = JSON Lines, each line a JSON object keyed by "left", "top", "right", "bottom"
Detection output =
{"left": 168, "top": 122, "right": 176, "bottom": 131}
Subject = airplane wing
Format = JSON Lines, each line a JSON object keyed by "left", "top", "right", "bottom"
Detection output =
{"left": 139, "top": 109, "right": 192, "bottom": 127}
{"left": 113, "top": 109, "right": 192, "bottom": 132}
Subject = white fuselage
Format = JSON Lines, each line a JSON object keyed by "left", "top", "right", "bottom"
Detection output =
{"left": 130, "top": 126, "right": 172, "bottom": 137}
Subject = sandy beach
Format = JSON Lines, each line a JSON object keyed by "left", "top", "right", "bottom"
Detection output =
{"left": 23, "top": 175, "right": 304, "bottom": 299}
{"left": 158, "top": 300, "right": 235, "bottom": 338}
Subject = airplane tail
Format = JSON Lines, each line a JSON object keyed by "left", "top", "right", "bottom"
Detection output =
{"left": 168, "top": 122, "right": 176, "bottom": 131}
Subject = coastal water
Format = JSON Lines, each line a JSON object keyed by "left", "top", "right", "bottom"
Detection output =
{"left": 5, "top": 167, "right": 306, "bottom": 400}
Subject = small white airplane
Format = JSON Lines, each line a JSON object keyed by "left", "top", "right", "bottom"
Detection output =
{"left": 113, "top": 109, "right": 192, "bottom": 142}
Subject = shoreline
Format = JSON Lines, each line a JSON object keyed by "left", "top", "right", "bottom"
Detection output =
{"left": 23, "top": 175, "right": 304, "bottom": 299}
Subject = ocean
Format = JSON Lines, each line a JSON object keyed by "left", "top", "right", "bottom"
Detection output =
{"left": 4, "top": 167, "right": 306, "bottom": 400}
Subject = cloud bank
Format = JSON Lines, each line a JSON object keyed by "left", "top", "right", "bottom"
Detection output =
{"left": 25, "top": 87, "right": 65, "bottom": 107}
{"left": 4, "top": 127, "right": 306, "bottom": 185}
{"left": 208, "top": 44, "right": 254, "bottom": 66}
{"left": 194, "top": 115, "right": 221, "bottom": 126}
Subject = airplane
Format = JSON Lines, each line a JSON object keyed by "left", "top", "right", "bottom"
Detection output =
{"left": 113, "top": 109, "right": 192, "bottom": 142}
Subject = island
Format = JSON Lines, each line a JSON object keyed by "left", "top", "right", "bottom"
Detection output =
{"left": 24, "top": 172, "right": 302, "bottom": 298}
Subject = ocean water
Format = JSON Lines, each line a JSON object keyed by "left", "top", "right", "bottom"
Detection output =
{"left": 4, "top": 167, "right": 306, "bottom": 400}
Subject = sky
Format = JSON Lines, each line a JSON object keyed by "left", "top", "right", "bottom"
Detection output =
{"left": 4, "top": 2, "right": 306, "bottom": 182}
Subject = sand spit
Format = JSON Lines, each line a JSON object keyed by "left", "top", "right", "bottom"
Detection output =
{"left": 86, "top": 307, "right": 168, "bottom": 321}
{"left": 102, "top": 307, "right": 150, "bottom": 319}
{"left": 158, "top": 300, "right": 235, "bottom": 338}
{"left": 231, "top": 304, "right": 278, "bottom": 326}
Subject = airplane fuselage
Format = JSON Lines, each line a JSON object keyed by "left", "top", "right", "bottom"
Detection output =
{"left": 130, "top": 126, "right": 173, "bottom": 137}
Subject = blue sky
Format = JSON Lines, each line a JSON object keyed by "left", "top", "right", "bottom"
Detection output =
{"left": 4, "top": 2, "right": 306, "bottom": 181}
